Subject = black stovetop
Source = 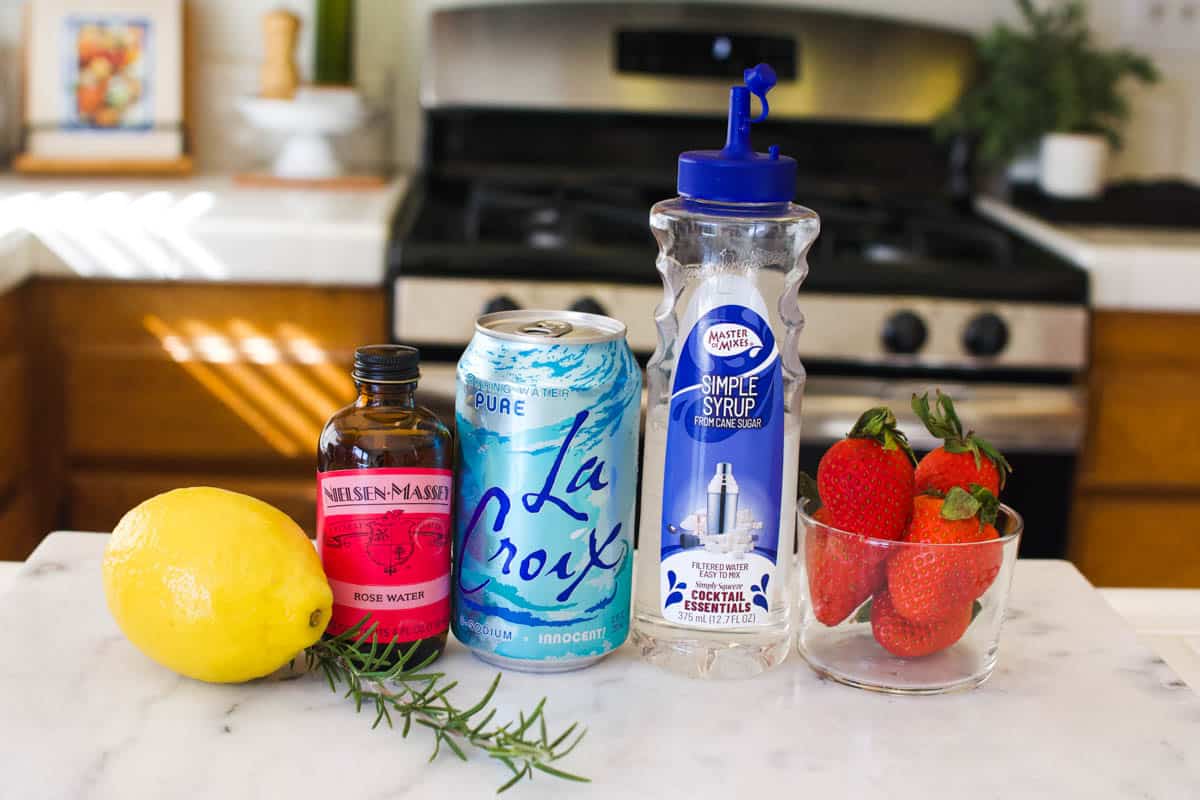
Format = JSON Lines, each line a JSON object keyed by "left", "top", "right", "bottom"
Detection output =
{"left": 388, "top": 108, "right": 1088, "bottom": 305}
{"left": 389, "top": 168, "right": 1089, "bottom": 305}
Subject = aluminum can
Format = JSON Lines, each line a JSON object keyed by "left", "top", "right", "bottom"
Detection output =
{"left": 453, "top": 310, "right": 642, "bottom": 671}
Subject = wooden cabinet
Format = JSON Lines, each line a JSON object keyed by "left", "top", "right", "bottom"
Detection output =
{"left": 1072, "top": 494, "right": 1200, "bottom": 587}
{"left": 0, "top": 279, "right": 384, "bottom": 553}
{"left": 8, "top": 281, "right": 1195, "bottom": 587}
{"left": 0, "top": 285, "right": 42, "bottom": 559}
{"left": 1071, "top": 311, "right": 1200, "bottom": 587}
{"left": 68, "top": 469, "right": 317, "bottom": 535}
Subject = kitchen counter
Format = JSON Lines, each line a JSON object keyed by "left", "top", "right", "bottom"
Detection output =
{"left": 0, "top": 559, "right": 17, "bottom": 596}
{"left": 1100, "top": 588, "right": 1200, "bottom": 692}
{"left": 0, "top": 177, "right": 404, "bottom": 543}
{"left": 3, "top": 533, "right": 1199, "bottom": 799}
{"left": 977, "top": 196, "right": 1200, "bottom": 313}
{"left": 3, "top": 179, "right": 1191, "bottom": 310}
{"left": 0, "top": 175, "right": 407, "bottom": 291}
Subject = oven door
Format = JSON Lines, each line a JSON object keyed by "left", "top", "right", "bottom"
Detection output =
{"left": 417, "top": 362, "right": 460, "bottom": 423}
{"left": 799, "top": 378, "right": 1085, "bottom": 558}
{"left": 414, "top": 366, "right": 1084, "bottom": 558}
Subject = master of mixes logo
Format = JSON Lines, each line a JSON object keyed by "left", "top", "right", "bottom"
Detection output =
{"left": 702, "top": 323, "right": 764, "bottom": 359}
{"left": 325, "top": 510, "right": 448, "bottom": 575}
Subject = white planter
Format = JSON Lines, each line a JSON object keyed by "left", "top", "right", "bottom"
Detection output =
{"left": 1039, "top": 132, "right": 1108, "bottom": 199}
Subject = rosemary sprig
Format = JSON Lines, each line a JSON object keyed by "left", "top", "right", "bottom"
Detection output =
{"left": 303, "top": 617, "right": 589, "bottom": 793}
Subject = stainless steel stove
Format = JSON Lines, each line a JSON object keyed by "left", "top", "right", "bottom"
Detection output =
{"left": 387, "top": 2, "right": 1090, "bottom": 556}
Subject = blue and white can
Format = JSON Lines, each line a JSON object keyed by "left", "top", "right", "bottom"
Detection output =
{"left": 453, "top": 310, "right": 642, "bottom": 672}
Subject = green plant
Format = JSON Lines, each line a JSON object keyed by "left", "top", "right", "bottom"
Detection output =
{"left": 937, "top": 0, "right": 1159, "bottom": 165}
{"left": 305, "top": 617, "right": 588, "bottom": 793}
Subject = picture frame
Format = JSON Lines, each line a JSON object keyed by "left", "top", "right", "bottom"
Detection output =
{"left": 16, "top": 0, "right": 190, "bottom": 174}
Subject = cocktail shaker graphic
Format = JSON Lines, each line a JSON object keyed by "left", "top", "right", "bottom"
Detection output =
{"left": 706, "top": 463, "right": 739, "bottom": 535}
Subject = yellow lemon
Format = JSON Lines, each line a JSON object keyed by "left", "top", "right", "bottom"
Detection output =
{"left": 103, "top": 487, "right": 332, "bottom": 683}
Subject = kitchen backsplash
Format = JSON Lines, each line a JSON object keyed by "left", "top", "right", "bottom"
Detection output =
{"left": 368, "top": 0, "right": 1200, "bottom": 183}
{"left": 0, "top": 0, "right": 388, "bottom": 173}
{"left": 0, "top": 0, "right": 1196, "bottom": 180}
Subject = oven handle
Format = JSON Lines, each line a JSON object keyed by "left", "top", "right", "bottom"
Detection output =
{"left": 798, "top": 378, "right": 1086, "bottom": 454}
{"left": 418, "top": 365, "right": 1085, "bottom": 454}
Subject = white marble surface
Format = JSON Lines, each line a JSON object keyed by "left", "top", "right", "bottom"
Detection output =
{"left": 0, "top": 560, "right": 17, "bottom": 597}
{"left": 2, "top": 533, "right": 1199, "bottom": 799}
{"left": 977, "top": 195, "right": 1200, "bottom": 313}
{"left": 1102, "top": 588, "right": 1200, "bottom": 694}
{"left": 0, "top": 175, "right": 407, "bottom": 291}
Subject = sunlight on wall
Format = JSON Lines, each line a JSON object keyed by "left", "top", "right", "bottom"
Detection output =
{"left": 277, "top": 322, "right": 359, "bottom": 400}
{"left": 143, "top": 315, "right": 302, "bottom": 457}
{"left": 142, "top": 314, "right": 356, "bottom": 457}
{"left": 227, "top": 318, "right": 343, "bottom": 423}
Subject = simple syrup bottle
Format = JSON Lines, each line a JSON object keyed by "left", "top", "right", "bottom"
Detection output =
{"left": 633, "top": 64, "right": 819, "bottom": 678}
{"left": 317, "top": 345, "right": 453, "bottom": 666}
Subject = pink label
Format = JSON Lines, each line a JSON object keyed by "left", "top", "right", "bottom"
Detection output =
{"left": 317, "top": 468, "right": 452, "bottom": 643}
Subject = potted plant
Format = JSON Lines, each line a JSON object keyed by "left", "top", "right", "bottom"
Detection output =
{"left": 938, "top": 0, "right": 1158, "bottom": 198}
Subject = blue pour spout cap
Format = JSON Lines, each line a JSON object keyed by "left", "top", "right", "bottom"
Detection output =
{"left": 677, "top": 63, "right": 797, "bottom": 204}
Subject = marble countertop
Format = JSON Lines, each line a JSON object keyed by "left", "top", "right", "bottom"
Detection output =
{"left": 0, "top": 175, "right": 407, "bottom": 291}
{"left": 0, "top": 560, "right": 17, "bottom": 597}
{"left": 977, "top": 196, "right": 1200, "bottom": 313}
{"left": 1099, "top": 588, "right": 1200, "bottom": 692}
{"left": 3, "top": 177, "right": 1193, "bottom": 312}
{"left": 2, "top": 533, "right": 1199, "bottom": 799}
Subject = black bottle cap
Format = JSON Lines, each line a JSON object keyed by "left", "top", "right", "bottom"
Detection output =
{"left": 353, "top": 344, "right": 420, "bottom": 384}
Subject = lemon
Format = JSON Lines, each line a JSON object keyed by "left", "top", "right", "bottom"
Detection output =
{"left": 103, "top": 487, "right": 333, "bottom": 683}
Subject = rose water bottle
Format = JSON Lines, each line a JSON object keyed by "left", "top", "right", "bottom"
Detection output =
{"left": 317, "top": 345, "right": 453, "bottom": 667}
{"left": 633, "top": 64, "right": 819, "bottom": 678}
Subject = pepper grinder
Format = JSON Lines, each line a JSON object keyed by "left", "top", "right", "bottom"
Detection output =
{"left": 260, "top": 10, "right": 300, "bottom": 99}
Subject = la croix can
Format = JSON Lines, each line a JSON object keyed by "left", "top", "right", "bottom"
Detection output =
{"left": 453, "top": 310, "right": 642, "bottom": 672}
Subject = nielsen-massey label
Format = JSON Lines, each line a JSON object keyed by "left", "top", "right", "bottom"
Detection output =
{"left": 317, "top": 468, "right": 452, "bottom": 643}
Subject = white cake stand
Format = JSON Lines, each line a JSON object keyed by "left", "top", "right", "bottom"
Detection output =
{"left": 237, "top": 88, "right": 367, "bottom": 180}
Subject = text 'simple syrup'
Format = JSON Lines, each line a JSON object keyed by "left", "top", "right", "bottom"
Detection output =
{"left": 453, "top": 310, "right": 642, "bottom": 672}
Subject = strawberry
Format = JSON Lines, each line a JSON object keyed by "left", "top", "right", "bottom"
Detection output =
{"left": 887, "top": 486, "right": 1003, "bottom": 625}
{"left": 911, "top": 391, "right": 1012, "bottom": 497}
{"left": 805, "top": 507, "right": 890, "bottom": 626}
{"left": 870, "top": 589, "right": 973, "bottom": 658}
{"left": 817, "top": 406, "right": 916, "bottom": 542}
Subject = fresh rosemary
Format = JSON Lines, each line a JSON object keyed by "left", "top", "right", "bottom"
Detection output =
{"left": 303, "top": 618, "right": 589, "bottom": 793}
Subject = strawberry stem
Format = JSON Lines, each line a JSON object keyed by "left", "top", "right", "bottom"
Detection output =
{"left": 912, "top": 391, "right": 964, "bottom": 442}
{"left": 939, "top": 484, "right": 1000, "bottom": 527}
{"left": 847, "top": 406, "right": 916, "bottom": 464}
{"left": 797, "top": 472, "right": 822, "bottom": 511}
{"left": 911, "top": 390, "right": 1013, "bottom": 487}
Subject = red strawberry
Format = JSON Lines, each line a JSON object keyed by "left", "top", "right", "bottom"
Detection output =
{"left": 805, "top": 507, "right": 890, "bottom": 626}
{"left": 817, "top": 407, "right": 916, "bottom": 543}
{"left": 911, "top": 391, "right": 1012, "bottom": 497}
{"left": 887, "top": 487, "right": 1003, "bottom": 625}
{"left": 871, "top": 589, "right": 972, "bottom": 658}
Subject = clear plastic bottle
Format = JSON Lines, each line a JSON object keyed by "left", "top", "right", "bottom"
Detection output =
{"left": 633, "top": 64, "right": 820, "bottom": 678}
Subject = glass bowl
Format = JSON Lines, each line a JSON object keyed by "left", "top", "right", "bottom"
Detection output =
{"left": 795, "top": 502, "right": 1022, "bottom": 694}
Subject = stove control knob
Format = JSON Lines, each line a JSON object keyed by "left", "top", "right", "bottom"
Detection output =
{"left": 881, "top": 310, "right": 927, "bottom": 355}
{"left": 482, "top": 295, "right": 520, "bottom": 315}
{"left": 964, "top": 312, "right": 1009, "bottom": 358}
{"left": 569, "top": 297, "right": 607, "bottom": 317}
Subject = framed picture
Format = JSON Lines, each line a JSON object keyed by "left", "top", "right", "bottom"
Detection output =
{"left": 22, "top": 0, "right": 184, "bottom": 164}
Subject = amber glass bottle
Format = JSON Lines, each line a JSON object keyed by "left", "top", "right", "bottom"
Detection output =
{"left": 317, "top": 345, "right": 453, "bottom": 666}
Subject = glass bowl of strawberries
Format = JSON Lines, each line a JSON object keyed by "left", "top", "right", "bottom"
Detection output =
{"left": 794, "top": 394, "right": 1022, "bottom": 694}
